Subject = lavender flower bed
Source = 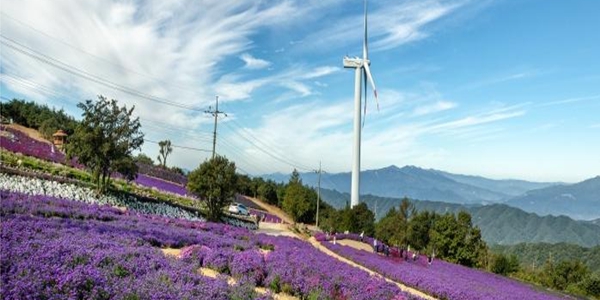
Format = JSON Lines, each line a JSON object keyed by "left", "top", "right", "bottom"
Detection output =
{"left": 0, "top": 192, "right": 256, "bottom": 299}
{"left": 250, "top": 208, "right": 283, "bottom": 223}
{"left": 320, "top": 239, "right": 568, "bottom": 300}
{"left": 1, "top": 190, "right": 415, "bottom": 299}
{"left": 135, "top": 173, "right": 188, "bottom": 196}
{"left": 257, "top": 235, "right": 414, "bottom": 300}
{"left": 137, "top": 162, "right": 187, "bottom": 185}
{"left": 0, "top": 125, "right": 66, "bottom": 163}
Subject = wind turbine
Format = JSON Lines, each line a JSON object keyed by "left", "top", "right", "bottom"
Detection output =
{"left": 343, "top": 0, "right": 379, "bottom": 208}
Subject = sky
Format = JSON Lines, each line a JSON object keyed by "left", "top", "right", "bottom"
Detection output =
{"left": 1, "top": 0, "right": 599, "bottom": 183}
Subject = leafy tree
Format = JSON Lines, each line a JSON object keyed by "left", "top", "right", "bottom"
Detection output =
{"left": 491, "top": 253, "right": 520, "bottom": 275}
{"left": 542, "top": 259, "right": 590, "bottom": 291}
{"left": 579, "top": 274, "right": 600, "bottom": 298}
{"left": 258, "top": 180, "right": 279, "bottom": 205}
{"left": 66, "top": 96, "right": 144, "bottom": 193}
{"left": 170, "top": 166, "right": 185, "bottom": 176}
{"left": 157, "top": 139, "right": 173, "bottom": 168}
{"left": 1, "top": 98, "right": 79, "bottom": 139}
{"left": 429, "top": 211, "right": 487, "bottom": 267}
{"left": 134, "top": 153, "right": 154, "bottom": 165}
{"left": 375, "top": 207, "right": 399, "bottom": 245}
{"left": 350, "top": 203, "right": 375, "bottom": 236}
{"left": 407, "top": 210, "right": 436, "bottom": 251}
{"left": 398, "top": 197, "right": 416, "bottom": 246}
{"left": 187, "top": 155, "right": 237, "bottom": 222}
{"left": 236, "top": 174, "right": 253, "bottom": 196}
{"left": 282, "top": 170, "right": 311, "bottom": 222}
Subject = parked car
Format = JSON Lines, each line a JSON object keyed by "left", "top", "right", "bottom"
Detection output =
{"left": 228, "top": 203, "right": 249, "bottom": 216}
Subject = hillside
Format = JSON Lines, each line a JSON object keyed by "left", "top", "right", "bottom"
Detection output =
{"left": 491, "top": 243, "right": 600, "bottom": 275}
{"left": 319, "top": 189, "right": 600, "bottom": 247}
{"left": 264, "top": 165, "right": 558, "bottom": 205}
{"left": 506, "top": 176, "right": 600, "bottom": 220}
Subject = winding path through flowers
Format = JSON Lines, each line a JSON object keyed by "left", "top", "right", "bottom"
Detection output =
{"left": 308, "top": 237, "right": 437, "bottom": 300}
{"left": 246, "top": 195, "right": 437, "bottom": 300}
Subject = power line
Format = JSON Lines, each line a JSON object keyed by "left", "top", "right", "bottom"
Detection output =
{"left": 1, "top": 35, "right": 320, "bottom": 174}
{"left": 219, "top": 136, "right": 272, "bottom": 175}
{"left": 0, "top": 73, "right": 213, "bottom": 141}
{"left": 220, "top": 101, "right": 315, "bottom": 171}
{"left": 0, "top": 12, "right": 204, "bottom": 94}
{"left": 0, "top": 34, "right": 204, "bottom": 112}
{"left": 144, "top": 139, "right": 211, "bottom": 153}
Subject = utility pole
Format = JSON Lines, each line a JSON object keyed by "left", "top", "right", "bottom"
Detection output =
{"left": 204, "top": 95, "right": 227, "bottom": 159}
{"left": 314, "top": 161, "right": 322, "bottom": 228}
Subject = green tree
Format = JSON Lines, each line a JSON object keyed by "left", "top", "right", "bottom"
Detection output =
{"left": 66, "top": 96, "right": 144, "bottom": 193}
{"left": 398, "top": 197, "right": 416, "bottom": 247}
{"left": 258, "top": 180, "right": 279, "bottom": 205}
{"left": 236, "top": 174, "right": 253, "bottom": 196}
{"left": 170, "top": 166, "right": 185, "bottom": 176}
{"left": 349, "top": 202, "right": 375, "bottom": 236}
{"left": 375, "top": 207, "right": 399, "bottom": 245}
{"left": 542, "top": 259, "right": 590, "bottom": 291}
{"left": 187, "top": 155, "right": 237, "bottom": 222}
{"left": 134, "top": 153, "right": 154, "bottom": 165}
{"left": 491, "top": 253, "right": 520, "bottom": 276}
{"left": 430, "top": 211, "right": 487, "bottom": 267}
{"left": 157, "top": 139, "right": 173, "bottom": 168}
{"left": 282, "top": 169, "right": 313, "bottom": 222}
{"left": 407, "top": 210, "right": 436, "bottom": 251}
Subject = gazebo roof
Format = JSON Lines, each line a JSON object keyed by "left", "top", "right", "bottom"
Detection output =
{"left": 52, "top": 129, "right": 68, "bottom": 137}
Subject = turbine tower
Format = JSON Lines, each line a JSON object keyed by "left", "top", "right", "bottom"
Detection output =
{"left": 343, "top": 0, "right": 379, "bottom": 208}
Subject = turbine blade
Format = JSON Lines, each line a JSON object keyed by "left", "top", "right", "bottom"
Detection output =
{"left": 363, "top": 0, "right": 368, "bottom": 60}
{"left": 364, "top": 62, "right": 379, "bottom": 111}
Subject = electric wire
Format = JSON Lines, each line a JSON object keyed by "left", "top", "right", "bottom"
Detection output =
{"left": 1, "top": 35, "right": 321, "bottom": 174}
{"left": 0, "top": 34, "right": 203, "bottom": 111}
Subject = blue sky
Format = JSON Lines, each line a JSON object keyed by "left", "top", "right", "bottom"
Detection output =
{"left": 1, "top": 0, "right": 598, "bottom": 182}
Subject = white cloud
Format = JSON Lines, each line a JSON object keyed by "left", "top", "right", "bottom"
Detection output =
{"left": 299, "top": 0, "right": 465, "bottom": 54}
{"left": 239, "top": 53, "right": 271, "bottom": 69}
{"left": 412, "top": 100, "right": 457, "bottom": 116}
{"left": 538, "top": 95, "right": 600, "bottom": 107}
{"left": 214, "top": 64, "right": 339, "bottom": 100}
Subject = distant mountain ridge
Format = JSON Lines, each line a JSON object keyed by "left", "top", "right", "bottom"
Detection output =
{"left": 262, "top": 165, "right": 557, "bottom": 204}
{"left": 261, "top": 165, "right": 599, "bottom": 220}
{"left": 318, "top": 189, "right": 600, "bottom": 247}
{"left": 430, "top": 169, "right": 561, "bottom": 197}
{"left": 506, "top": 176, "right": 600, "bottom": 220}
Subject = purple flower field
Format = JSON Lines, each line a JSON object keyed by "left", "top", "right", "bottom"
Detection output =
{"left": 318, "top": 235, "right": 569, "bottom": 300}
{"left": 249, "top": 208, "right": 284, "bottom": 223}
{"left": 137, "top": 162, "right": 187, "bottom": 185}
{"left": 1, "top": 190, "right": 417, "bottom": 300}
{"left": 0, "top": 125, "right": 68, "bottom": 164}
{"left": 135, "top": 173, "right": 189, "bottom": 196}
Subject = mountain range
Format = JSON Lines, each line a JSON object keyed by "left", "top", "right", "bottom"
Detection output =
{"left": 317, "top": 189, "right": 600, "bottom": 247}
{"left": 506, "top": 176, "right": 600, "bottom": 220}
{"left": 262, "top": 165, "right": 599, "bottom": 220}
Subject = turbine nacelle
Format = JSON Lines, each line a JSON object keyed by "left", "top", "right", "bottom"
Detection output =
{"left": 343, "top": 57, "right": 370, "bottom": 69}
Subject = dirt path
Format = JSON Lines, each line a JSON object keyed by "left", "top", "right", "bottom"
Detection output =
{"left": 308, "top": 238, "right": 437, "bottom": 300}
{"left": 336, "top": 239, "right": 374, "bottom": 253}
{"left": 6, "top": 124, "right": 53, "bottom": 144}
{"left": 241, "top": 195, "right": 294, "bottom": 224}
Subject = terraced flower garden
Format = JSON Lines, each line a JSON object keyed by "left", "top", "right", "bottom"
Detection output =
{"left": 1, "top": 189, "right": 418, "bottom": 300}
{"left": 0, "top": 125, "right": 572, "bottom": 299}
{"left": 316, "top": 234, "right": 569, "bottom": 300}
